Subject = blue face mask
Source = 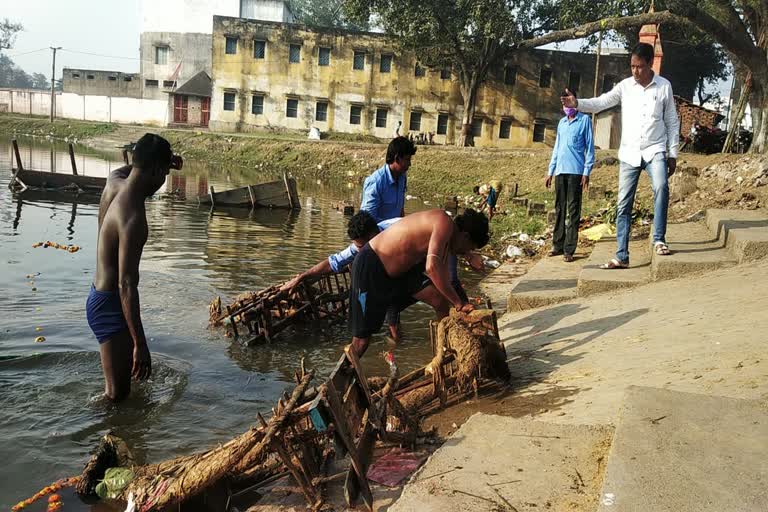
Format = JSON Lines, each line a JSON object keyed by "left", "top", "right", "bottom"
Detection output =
{"left": 564, "top": 107, "right": 577, "bottom": 117}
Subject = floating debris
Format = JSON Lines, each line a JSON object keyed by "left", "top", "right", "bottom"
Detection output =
{"left": 35, "top": 336, "right": 45, "bottom": 343}
{"left": 32, "top": 241, "right": 80, "bottom": 253}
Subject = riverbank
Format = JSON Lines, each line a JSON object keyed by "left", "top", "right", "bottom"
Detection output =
{"left": 3, "top": 114, "right": 764, "bottom": 247}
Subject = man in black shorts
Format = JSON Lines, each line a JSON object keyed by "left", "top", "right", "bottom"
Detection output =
{"left": 349, "top": 208, "right": 489, "bottom": 357}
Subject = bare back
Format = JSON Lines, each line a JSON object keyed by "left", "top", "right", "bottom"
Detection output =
{"left": 369, "top": 209, "right": 454, "bottom": 277}
{"left": 98, "top": 166, "right": 132, "bottom": 228}
{"left": 94, "top": 185, "right": 148, "bottom": 292}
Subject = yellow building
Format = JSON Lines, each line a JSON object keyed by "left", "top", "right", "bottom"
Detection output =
{"left": 210, "top": 15, "right": 627, "bottom": 148}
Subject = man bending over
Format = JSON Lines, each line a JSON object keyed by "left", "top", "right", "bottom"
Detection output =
{"left": 349, "top": 208, "right": 489, "bottom": 357}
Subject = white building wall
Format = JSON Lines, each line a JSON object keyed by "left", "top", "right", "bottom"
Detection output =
{"left": 0, "top": 89, "right": 62, "bottom": 116}
{"left": 60, "top": 93, "right": 168, "bottom": 126}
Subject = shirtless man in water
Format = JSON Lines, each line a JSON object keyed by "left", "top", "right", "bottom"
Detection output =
{"left": 86, "top": 134, "right": 179, "bottom": 401}
{"left": 349, "top": 208, "right": 490, "bottom": 357}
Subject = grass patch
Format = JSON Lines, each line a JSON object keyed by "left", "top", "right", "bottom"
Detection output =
{"left": 0, "top": 114, "right": 117, "bottom": 141}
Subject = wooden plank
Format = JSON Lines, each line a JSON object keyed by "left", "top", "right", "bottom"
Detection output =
{"left": 209, "top": 186, "right": 216, "bottom": 207}
{"left": 12, "top": 140, "right": 24, "bottom": 172}
{"left": 344, "top": 410, "right": 376, "bottom": 507}
{"left": 68, "top": 144, "right": 78, "bottom": 176}
{"left": 14, "top": 169, "right": 105, "bottom": 191}
{"left": 247, "top": 184, "right": 256, "bottom": 208}
{"left": 325, "top": 380, "right": 374, "bottom": 511}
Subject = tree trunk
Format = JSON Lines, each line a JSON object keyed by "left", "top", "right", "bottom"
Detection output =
{"left": 456, "top": 77, "right": 480, "bottom": 147}
{"left": 750, "top": 91, "right": 767, "bottom": 153}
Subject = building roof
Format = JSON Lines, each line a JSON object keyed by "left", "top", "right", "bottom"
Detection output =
{"left": 172, "top": 71, "right": 212, "bottom": 97}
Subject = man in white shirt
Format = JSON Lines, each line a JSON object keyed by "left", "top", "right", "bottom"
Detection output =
{"left": 561, "top": 43, "right": 680, "bottom": 268}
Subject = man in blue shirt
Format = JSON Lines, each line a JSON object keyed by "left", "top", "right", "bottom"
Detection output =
{"left": 360, "top": 137, "right": 415, "bottom": 222}
{"left": 546, "top": 91, "right": 595, "bottom": 262}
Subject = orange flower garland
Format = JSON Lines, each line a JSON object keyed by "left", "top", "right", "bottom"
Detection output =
{"left": 11, "top": 476, "right": 80, "bottom": 512}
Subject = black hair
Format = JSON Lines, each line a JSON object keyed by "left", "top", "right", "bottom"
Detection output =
{"left": 562, "top": 89, "right": 578, "bottom": 99}
{"left": 455, "top": 208, "right": 490, "bottom": 248}
{"left": 347, "top": 211, "right": 379, "bottom": 240}
{"left": 631, "top": 43, "right": 655, "bottom": 65}
{"left": 132, "top": 133, "right": 172, "bottom": 171}
{"left": 472, "top": 186, "right": 480, "bottom": 194}
{"left": 386, "top": 137, "right": 417, "bottom": 164}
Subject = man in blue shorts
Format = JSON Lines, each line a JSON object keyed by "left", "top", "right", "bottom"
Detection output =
{"left": 86, "top": 134, "right": 180, "bottom": 401}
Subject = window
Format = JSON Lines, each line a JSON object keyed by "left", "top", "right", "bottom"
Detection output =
{"left": 145, "top": 79, "right": 158, "bottom": 87}
{"left": 108, "top": 76, "right": 117, "bottom": 81}
{"left": 375, "top": 108, "right": 388, "bottom": 128}
{"left": 123, "top": 76, "right": 132, "bottom": 82}
{"left": 568, "top": 71, "right": 581, "bottom": 94}
{"left": 533, "top": 122, "right": 545, "bottom": 142}
{"left": 499, "top": 118, "right": 512, "bottom": 139}
{"left": 349, "top": 105, "right": 362, "bottom": 125}
{"left": 155, "top": 46, "right": 168, "bottom": 65}
{"left": 471, "top": 117, "right": 483, "bottom": 137}
{"left": 286, "top": 98, "right": 298, "bottom": 118}
{"left": 87, "top": 74, "right": 95, "bottom": 80}
{"left": 163, "top": 80, "right": 176, "bottom": 88}
{"left": 504, "top": 66, "right": 517, "bottom": 86}
{"left": 440, "top": 67, "right": 451, "bottom": 80}
{"left": 602, "top": 74, "right": 616, "bottom": 93}
{"left": 225, "top": 37, "right": 238, "bottom": 55}
{"left": 353, "top": 51, "right": 365, "bottom": 70}
{"left": 318, "top": 47, "right": 331, "bottom": 66}
{"left": 539, "top": 68, "right": 552, "bottom": 88}
{"left": 254, "top": 40, "right": 266, "bottom": 59}
{"left": 289, "top": 44, "right": 301, "bottom": 63}
{"left": 224, "top": 92, "right": 236, "bottom": 111}
{"left": 414, "top": 64, "right": 425, "bottom": 77}
{"left": 71, "top": 72, "right": 80, "bottom": 79}
{"left": 316, "top": 101, "right": 328, "bottom": 121}
{"left": 409, "top": 111, "right": 422, "bottom": 131}
{"left": 380, "top": 54, "right": 392, "bottom": 73}
{"left": 437, "top": 113, "right": 449, "bottom": 135}
{"left": 252, "top": 95, "right": 264, "bottom": 115}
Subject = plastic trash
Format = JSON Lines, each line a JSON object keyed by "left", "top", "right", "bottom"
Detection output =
{"left": 518, "top": 233, "right": 530, "bottom": 242}
{"left": 484, "top": 259, "right": 501, "bottom": 269}
{"left": 506, "top": 245, "right": 523, "bottom": 258}
{"left": 308, "top": 127, "right": 321, "bottom": 140}
{"left": 406, "top": 194, "right": 416, "bottom": 200}
{"left": 581, "top": 223, "right": 615, "bottom": 241}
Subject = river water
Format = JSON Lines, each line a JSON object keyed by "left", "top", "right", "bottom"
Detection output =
{"left": 0, "top": 136, "right": 481, "bottom": 508}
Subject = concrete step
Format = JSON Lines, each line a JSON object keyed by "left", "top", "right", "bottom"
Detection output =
{"left": 706, "top": 208, "right": 768, "bottom": 263}
{"left": 651, "top": 221, "right": 737, "bottom": 281}
{"left": 506, "top": 248, "right": 588, "bottom": 312}
{"left": 390, "top": 413, "right": 613, "bottom": 512}
{"left": 597, "top": 386, "right": 768, "bottom": 512}
{"left": 478, "top": 260, "right": 529, "bottom": 312}
{"left": 577, "top": 238, "right": 650, "bottom": 296}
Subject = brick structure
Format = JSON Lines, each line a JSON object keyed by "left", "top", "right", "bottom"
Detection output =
{"left": 675, "top": 96, "right": 724, "bottom": 138}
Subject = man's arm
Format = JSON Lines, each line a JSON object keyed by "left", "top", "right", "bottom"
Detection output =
{"left": 573, "top": 84, "right": 622, "bottom": 114}
{"left": 360, "top": 178, "right": 382, "bottom": 221}
{"left": 548, "top": 125, "right": 561, "bottom": 176}
{"left": 583, "top": 116, "right": 595, "bottom": 177}
{"left": 663, "top": 84, "right": 681, "bottom": 160}
{"left": 425, "top": 217, "right": 468, "bottom": 310}
{"left": 280, "top": 243, "right": 358, "bottom": 292}
{"left": 118, "top": 217, "right": 151, "bottom": 380}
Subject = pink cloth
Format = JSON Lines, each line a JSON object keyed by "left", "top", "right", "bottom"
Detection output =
{"left": 366, "top": 448, "right": 428, "bottom": 487}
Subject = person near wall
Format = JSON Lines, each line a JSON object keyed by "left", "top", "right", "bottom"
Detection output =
{"left": 561, "top": 42, "right": 680, "bottom": 268}
{"left": 546, "top": 90, "right": 595, "bottom": 262}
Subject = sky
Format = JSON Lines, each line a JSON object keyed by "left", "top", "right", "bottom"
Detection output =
{"left": 6, "top": 0, "right": 142, "bottom": 77}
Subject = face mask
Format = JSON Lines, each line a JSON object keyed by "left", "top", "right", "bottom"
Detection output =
{"left": 564, "top": 107, "right": 577, "bottom": 117}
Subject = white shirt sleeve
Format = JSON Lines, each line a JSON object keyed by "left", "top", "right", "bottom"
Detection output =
{"left": 663, "top": 83, "right": 681, "bottom": 159}
{"left": 577, "top": 83, "right": 623, "bottom": 114}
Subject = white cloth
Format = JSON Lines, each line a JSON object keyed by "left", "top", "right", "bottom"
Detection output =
{"left": 576, "top": 74, "right": 680, "bottom": 167}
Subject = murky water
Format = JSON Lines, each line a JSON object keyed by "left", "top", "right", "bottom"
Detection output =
{"left": 0, "top": 136, "right": 481, "bottom": 508}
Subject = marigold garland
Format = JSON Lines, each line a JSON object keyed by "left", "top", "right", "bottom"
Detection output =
{"left": 11, "top": 477, "right": 80, "bottom": 512}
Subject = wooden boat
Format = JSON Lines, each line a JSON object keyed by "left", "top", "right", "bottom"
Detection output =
{"left": 8, "top": 139, "right": 107, "bottom": 193}
{"left": 199, "top": 172, "right": 301, "bottom": 210}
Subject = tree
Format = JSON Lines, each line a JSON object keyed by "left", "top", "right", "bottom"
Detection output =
{"left": 517, "top": 2, "right": 768, "bottom": 153}
{"left": 344, "top": 0, "right": 560, "bottom": 146}
{"left": 31, "top": 72, "right": 48, "bottom": 90}
{"left": 0, "top": 54, "right": 33, "bottom": 88}
{"left": 290, "top": 0, "right": 369, "bottom": 30}
{"left": 0, "top": 18, "right": 23, "bottom": 50}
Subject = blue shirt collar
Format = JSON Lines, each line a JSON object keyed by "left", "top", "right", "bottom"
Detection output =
{"left": 385, "top": 164, "right": 400, "bottom": 185}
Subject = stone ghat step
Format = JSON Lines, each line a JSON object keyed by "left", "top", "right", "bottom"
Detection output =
{"left": 651, "top": 221, "right": 737, "bottom": 281}
{"left": 577, "top": 237, "right": 651, "bottom": 296}
{"left": 506, "top": 248, "right": 588, "bottom": 312}
{"left": 597, "top": 386, "right": 768, "bottom": 512}
{"left": 706, "top": 208, "right": 768, "bottom": 263}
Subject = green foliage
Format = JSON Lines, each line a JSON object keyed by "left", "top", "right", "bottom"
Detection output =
{"left": 288, "top": 0, "right": 369, "bottom": 30}
{"left": 0, "top": 18, "right": 22, "bottom": 50}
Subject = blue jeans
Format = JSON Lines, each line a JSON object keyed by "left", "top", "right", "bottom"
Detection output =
{"left": 616, "top": 153, "right": 668, "bottom": 263}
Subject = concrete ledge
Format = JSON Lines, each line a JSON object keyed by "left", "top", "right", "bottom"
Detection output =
{"left": 597, "top": 386, "right": 768, "bottom": 512}
{"left": 577, "top": 238, "right": 650, "bottom": 296}
{"left": 705, "top": 208, "right": 768, "bottom": 263}
{"left": 651, "top": 221, "right": 737, "bottom": 281}
{"left": 507, "top": 249, "right": 587, "bottom": 312}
